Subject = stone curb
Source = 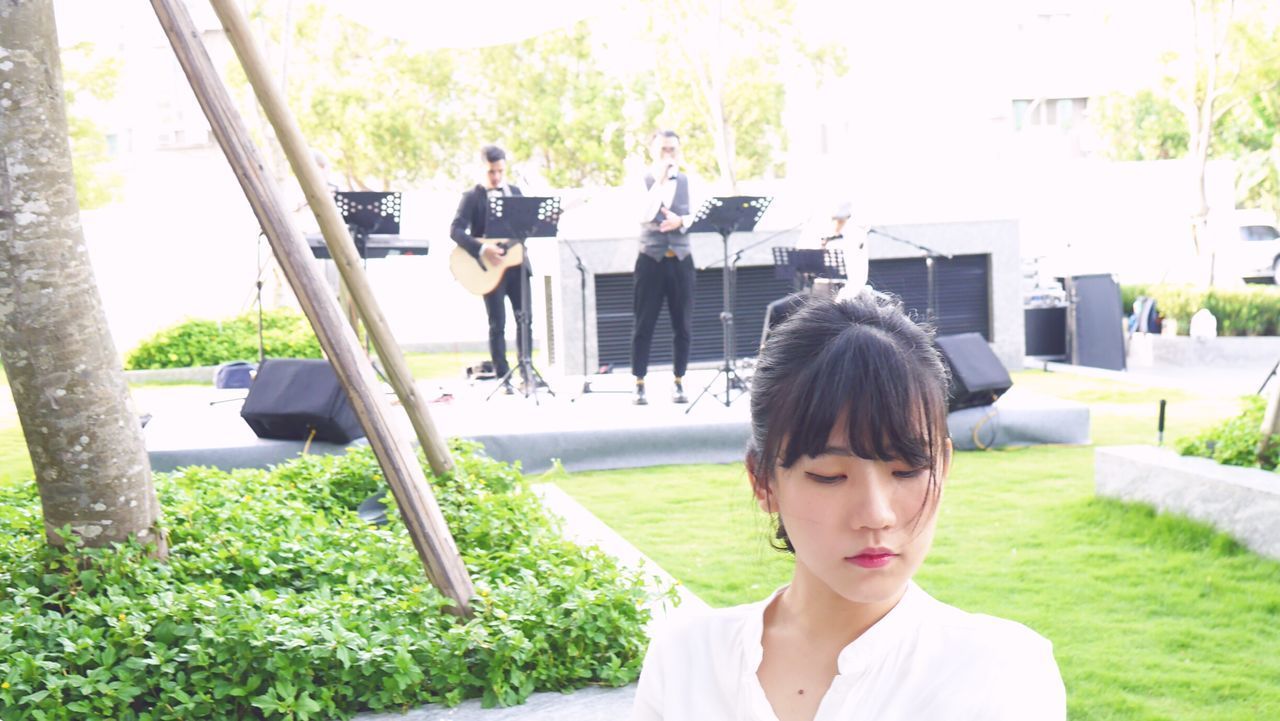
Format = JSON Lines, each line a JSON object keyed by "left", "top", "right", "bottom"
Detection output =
{"left": 1096, "top": 445, "right": 1280, "bottom": 560}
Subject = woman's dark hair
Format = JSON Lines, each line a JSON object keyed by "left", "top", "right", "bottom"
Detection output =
{"left": 481, "top": 144, "right": 506, "bottom": 163}
{"left": 747, "top": 293, "right": 951, "bottom": 552}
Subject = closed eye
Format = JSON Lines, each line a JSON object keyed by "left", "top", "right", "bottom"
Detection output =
{"left": 892, "top": 468, "right": 927, "bottom": 480}
{"left": 805, "top": 472, "right": 844, "bottom": 484}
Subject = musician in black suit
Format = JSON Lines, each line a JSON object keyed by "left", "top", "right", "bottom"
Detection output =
{"left": 450, "top": 145, "right": 526, "bottom": 390}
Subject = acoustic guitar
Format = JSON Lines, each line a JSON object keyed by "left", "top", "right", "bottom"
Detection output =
{"left": 448, "top": 239, "right": 524, "bottom": 296}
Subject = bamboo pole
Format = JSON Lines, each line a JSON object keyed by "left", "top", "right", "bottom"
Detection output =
{"left": 209, "top": 0, "right": 453, "bottom": 477}
{"left": 150, "top": 0, "right": 473, "bottom": 616}
{"left": 1259, "top": 371, "right": 1280, "bottom": 460}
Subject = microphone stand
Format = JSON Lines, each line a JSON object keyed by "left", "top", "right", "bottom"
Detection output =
{"left": 562, "top": 237, "right": 627, "bottom": 400}
{"left": 859, "top": 224, "right": 952, "bottom": 322}
{"left": 698, "top": 217, "right": 810, "bottom": 271}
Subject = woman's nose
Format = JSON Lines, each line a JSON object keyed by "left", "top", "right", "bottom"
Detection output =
{"left": 848, "top": 476, "right": 896, "bottom": 531}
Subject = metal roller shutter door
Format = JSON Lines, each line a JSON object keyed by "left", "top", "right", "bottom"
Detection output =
{"left": 595, "top": 253, "right": 990, "bottom": 368}
{"left": 595, "top": 265, "right": 794, "bottom": 370}
{"left": 866, "top": 254, "right": 991, "bottom": 339}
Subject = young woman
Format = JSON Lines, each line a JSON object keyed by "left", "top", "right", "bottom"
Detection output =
{"left": 632, "top": 294, "right": 1065, "bottom": 721}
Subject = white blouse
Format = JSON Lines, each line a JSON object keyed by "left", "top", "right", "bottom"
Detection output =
{"left": 632, "top": 581, "right": 1066, "bottom": 721}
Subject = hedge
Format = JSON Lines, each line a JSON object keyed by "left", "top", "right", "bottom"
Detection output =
{"left": 1121, "top": 284, "right": 1280, "bottom": 337}
{"left": 1176, "top": 395, "right": 1280, "bottom": 471}
{"left": 0, "top": 442, "right": 663, "bottom": 719}
{"left": 124, "top": 310, "right": 322, "bottom": 370}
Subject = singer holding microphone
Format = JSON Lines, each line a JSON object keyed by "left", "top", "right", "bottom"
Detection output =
{"left": 630, "top": 129, "right": 699, "bottom": 406}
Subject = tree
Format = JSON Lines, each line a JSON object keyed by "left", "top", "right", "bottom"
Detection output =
{"left": 1090, "top": 89, "right": 1189, "bottom": 161}
{"left": 236, "top": 1, "right": 843, "bottom": 192}
{"left": 1176, "top": 0, "right": 1242, "bottom": 260}
{"left": 61, "top": 41, "right": 124, "bottom": 209}
{"left": 1220, "top": 19, "right": 1280, "bottom": 215}
{"left": 474, "top": 21, "right": 633, "bottom": 188}
{"left": 1092, "top": 1, "right": 1280, "bottom": 231}
{"left": 0, "top": 0, "right": 165, "bottom": 554}
{"left": 282, "top": 3, "right": 470, "bottom": 190}
{"left": 636, "top": 0, "right": 846, "bottom": 188}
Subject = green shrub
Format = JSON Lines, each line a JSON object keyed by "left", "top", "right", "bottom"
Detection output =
{"left": 1176, "top": 395, "right": 1280, "bottom": 470}
{"left": 0, "top": 441, "right": 664, "bottom": 719}
{"left": 1121, "top": 284, "right": 1280, "bottom": 336}
{"left": 124, "top": 310, "right": 322, "bottom": 370}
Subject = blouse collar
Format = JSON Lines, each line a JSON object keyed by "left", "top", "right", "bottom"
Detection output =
{"left": 741, "top": 581, "right": 927, "bottom": 677}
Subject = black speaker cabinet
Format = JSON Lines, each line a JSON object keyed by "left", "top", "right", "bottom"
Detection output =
{"left": 1068, "top": 274, "right": 1126, "bottom": 371}
{"left": 240, "top": 359, "right": 364, "bottom": 444}
{"left": 934, "top": 333, "right": 1013, "bottom": 412}
{"left": 760, "top": 292, "right": 810, "bottom": 350}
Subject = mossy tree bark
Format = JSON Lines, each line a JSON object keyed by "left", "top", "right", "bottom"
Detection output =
{"left": 0, "top": 0, "right": 166, "bottom": 555}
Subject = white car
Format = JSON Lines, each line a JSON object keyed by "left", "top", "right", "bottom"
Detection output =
{"left": 1227, "top": 209, "right": 1280, "bottom": 284}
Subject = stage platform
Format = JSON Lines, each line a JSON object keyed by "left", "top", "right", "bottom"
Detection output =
{"left": 141, "top": 370, "right": 1089, "bottom": 475}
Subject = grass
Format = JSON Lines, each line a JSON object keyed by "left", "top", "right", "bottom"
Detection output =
{"left": 112, "top": 351, "right": 532, "bottom": 384}
{"left": 1010, "top": 370, "right": 1245, "bottom": 447}
{"left": 399, "top": 350, "right": 551, "bottom": 382}
{"left": 1, "top": 358, "right": 1274, "bottom": 717}
{"left": 400, "top": 351, "right": 488, "bottom": 381}
{"left": 0, "top": 351, "right": 514, "bottom": 490}
{"left": 549, "top": 369, "right": 1280, "bottom": 721}
{"left": 0, "top": 424, "right": 32, "bottom": 489}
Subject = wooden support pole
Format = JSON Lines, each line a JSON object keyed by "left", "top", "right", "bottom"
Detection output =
{"left": 209, "top": 0, "right": 454, "bottom": 478}
{"left": 150, "top": 0, "right": 473, "bottom": 616}
{"left": 1259, "top": 372, "right": 1280, "bottom": 460}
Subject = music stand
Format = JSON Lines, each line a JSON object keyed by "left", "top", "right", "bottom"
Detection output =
{"left": 483, "top": 195, "right": 563, "bottom": 403}
{"left": 335, "top": 191, "right": 401, "bottom": 259}
{"left": 686, "top": 196, "right": 772, "bottom": 412}
{"left": 771, "top": 247, "right": 846, "bottom": 292}
{"left": 333, "top": 192, "right": 401, "bottom": 357}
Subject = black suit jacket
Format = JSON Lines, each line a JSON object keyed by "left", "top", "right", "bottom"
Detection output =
{"left": 450, "top": 184, "right": 524, "bottom": 259}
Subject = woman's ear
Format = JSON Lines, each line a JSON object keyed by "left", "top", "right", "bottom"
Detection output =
{"left": 940, "top": 438, "right": 953, "bottom": 481}
{"left": 745, "top": 454, "right": 776, "bottom": 513}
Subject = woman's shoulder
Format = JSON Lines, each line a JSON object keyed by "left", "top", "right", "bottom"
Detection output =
{"left": 647, "top": 590, "right": 782, "bottom": 665}
{"left": 910, "top": 587, "right": 1065, "bottom": 715}
{"left": 916, "top": 589, "right": 1054, "bottom": 661}
{"left": 654, "top": 596, "right": 765, "bottom": 643}
{"left": 916, "top": 589, "right": 1064, "bottom": 696}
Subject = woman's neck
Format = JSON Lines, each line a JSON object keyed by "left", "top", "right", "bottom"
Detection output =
{"left": 770, "top": 563, "right": 907, "bottom": 647}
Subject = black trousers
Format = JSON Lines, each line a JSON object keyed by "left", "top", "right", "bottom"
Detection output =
{"left": 483, "top": 266, "right": 525, "bottom": 378}
{"left": 631, "top": 253, "right": 695, "bottom": 378}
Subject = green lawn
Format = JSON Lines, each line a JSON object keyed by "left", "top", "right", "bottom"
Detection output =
{"left": 551, "top": 369, "right": 1280, "bottom": 721}
{"left": 1010, "top": 370, "right": 1245, "bottom": 447}
{"left": 400, "top": 351, "right": 488, "bottom": 380}
{"left": 399, "top": 350, "right": 550, "bottom": 382}
{"left": 116, "top": 351, "right": 530, "bottom": 384}
{"left": 0, "top": 423, "right": 32, "bottom": 489}
{"left": 2, "top": 361, "right": 1275, "bottom": 718}
{"left": 0, "top": 351, "right": 518, "bottom": 489}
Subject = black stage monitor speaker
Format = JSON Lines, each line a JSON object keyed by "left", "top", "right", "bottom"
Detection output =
{"left": 240, "top": 359, "right": 365, "bottom": 444}
{"left": 760, "top": 292, "right": 810, "bottom": 351}
{"left": 934, "top": 333, "right": 1012, "bottom": 412}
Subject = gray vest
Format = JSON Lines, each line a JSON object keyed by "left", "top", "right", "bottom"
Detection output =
{"left": 640, "top": 173, "right": 692, "bottom": 261}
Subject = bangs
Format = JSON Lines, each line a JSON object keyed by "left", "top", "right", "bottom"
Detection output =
{"left": 769, "top": 324, "right": 946, "bottom": 472}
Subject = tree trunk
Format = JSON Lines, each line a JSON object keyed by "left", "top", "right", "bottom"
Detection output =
{"left": 0, "top": 0, "right": 165, "bottom": 555}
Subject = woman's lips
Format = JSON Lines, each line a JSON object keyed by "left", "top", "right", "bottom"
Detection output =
{"left": 846, "top": 552, "right": 897, "bottom": 569}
